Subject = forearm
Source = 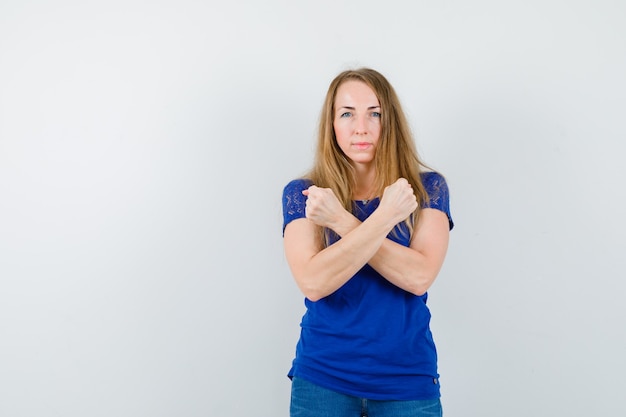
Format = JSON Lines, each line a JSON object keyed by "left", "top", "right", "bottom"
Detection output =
{"left": 332, "top": 212, "right": 445, "bottom": 296}
{"left": 294, "top": 210, "right": 397, "bottom": 301}
{"left": 368, "top": 240, "right": 442, "bottom": 296}
{"left": 289, "top": 178, "right": 427, "bottom": 300}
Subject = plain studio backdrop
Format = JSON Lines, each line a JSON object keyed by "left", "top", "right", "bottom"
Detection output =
{"left": 1, "top": 1, "right": 625, "bottom": 416}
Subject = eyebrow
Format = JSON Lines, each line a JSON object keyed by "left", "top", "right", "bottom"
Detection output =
{"left": 337, "top": 106, "right": 381, "bottom": 110}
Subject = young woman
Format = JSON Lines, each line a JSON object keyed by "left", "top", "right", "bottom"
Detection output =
{"left": 282, "top": 68, "right": 453, "bottom": 417}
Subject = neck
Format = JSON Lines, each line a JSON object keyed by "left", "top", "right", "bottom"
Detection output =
{"left": 353, "top": 164, "right": 376, "bottom": 201}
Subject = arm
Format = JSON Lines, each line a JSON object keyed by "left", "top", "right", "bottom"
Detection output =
{"left": 283, "top": 179, "right": 417, "bottom": 302}
{"left": 332, "top": 208, "right": 450, "bottom": 296}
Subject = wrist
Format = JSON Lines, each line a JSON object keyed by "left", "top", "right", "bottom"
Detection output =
{"left": 330, "top": 210, "right": 360, "bottom": 237}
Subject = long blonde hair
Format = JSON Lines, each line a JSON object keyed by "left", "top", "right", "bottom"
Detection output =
{"left": 307, "top": 68, "right": 430, "bottom": 243}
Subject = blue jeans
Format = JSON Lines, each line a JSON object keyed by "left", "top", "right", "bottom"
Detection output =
{"left": 290, "top": 377, "right": 443, "bottom": 417}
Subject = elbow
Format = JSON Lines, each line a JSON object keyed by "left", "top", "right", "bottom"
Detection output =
{"left": 301, "top": 288, "right": 327, "bottom": 303}
{"left": 407, "top": 285, "right": 429, "bottom": 297}
{"left": 304, "top": 292, "right": 324, "bottom": 303}
{"left": 296, "top": 277, "right": 329, "bottom": 302}
{"left": 290, "top": 264, "right": 335, "bottom": 302}
{"left": 405, "top": 271, "right": 438, "bottom": 297}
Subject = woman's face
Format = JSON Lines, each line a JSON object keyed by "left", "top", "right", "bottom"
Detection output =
{"left": 333, "top": 80, "right": 381, "bottom": 169}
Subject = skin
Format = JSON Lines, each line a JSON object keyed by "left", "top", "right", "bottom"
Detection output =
{"left": 284, "top": 80, "right": 450, "bottom": 302}
{"left": 332, "top": 80, "right": 382, "bottom": 198}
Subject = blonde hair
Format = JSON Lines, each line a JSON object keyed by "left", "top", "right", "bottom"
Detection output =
{"left": 307, "top": 68, "right": 430, "bottom": 243}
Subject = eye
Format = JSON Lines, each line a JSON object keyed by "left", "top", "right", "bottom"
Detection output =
{"left": 340, "top": 111, "right": 352, "bottom": 118}
{"left": 371, "top": 111, "right": 381, "bottom": 118}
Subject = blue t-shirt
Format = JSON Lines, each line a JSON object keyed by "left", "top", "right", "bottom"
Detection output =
{"left": 282, "top": 172, "right": 453, "bottom": 401}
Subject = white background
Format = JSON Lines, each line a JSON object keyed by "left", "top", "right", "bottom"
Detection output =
{"left": 1, "top": 1, "right": 625, "bottom": 416}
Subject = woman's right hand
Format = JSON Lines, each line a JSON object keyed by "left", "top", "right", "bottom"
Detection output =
{"left": 302, "top": 185, "right": 349, "bottom": 231}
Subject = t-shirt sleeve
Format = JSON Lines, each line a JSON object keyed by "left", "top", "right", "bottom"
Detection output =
{"left": 421, "top": 172, "right": 454, "bottom": 230}
{"left": 282, "top": 179, "right": 313, "bottom": 235}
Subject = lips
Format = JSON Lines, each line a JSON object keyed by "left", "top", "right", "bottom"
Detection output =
{"left": 353, "top": 142, "right": 372, "bottom": 150}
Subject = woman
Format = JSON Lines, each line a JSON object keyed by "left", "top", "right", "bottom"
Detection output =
{"left": 282, "top": 68, "right": 453, "bottom": 417}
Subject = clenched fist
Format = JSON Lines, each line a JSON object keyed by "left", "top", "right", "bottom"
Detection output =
{"left": 302, "top": 186, "right": 348, "bottom": 229}
{"left": 377, "top": 178, "right": 418, "bottom": 225}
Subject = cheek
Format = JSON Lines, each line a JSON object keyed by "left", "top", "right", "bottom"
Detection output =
{"left": 333, "top": 122, "right": 348, "bottom": 143}
{"left": 371, "top": 122, "right": 381, "bottom": 141}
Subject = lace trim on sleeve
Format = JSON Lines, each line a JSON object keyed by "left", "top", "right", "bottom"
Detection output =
{"left": 282, "top": 179, "right": 312, "bottom": 234}
{"left": 422, "top": 172, "right": 454, "bottom": 230}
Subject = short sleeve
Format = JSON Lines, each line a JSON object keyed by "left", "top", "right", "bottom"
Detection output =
{"left": 282, "top": 179, "right": 313, "bottom": 235}
{"left": 421, "top": 172, "right": 454, "bottom": 230}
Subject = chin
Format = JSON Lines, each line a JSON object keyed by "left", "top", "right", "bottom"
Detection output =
{"left": 349, "top": 157, "right": 375, "bottom": 167}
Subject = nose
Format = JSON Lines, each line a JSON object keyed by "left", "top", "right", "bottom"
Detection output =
{"left": 354, "top": 115, "right": 367, "bottom": 135}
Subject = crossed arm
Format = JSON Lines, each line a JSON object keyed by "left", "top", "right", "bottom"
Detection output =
{"left": 283, "top": 179, "right": 450, "bottom": 301}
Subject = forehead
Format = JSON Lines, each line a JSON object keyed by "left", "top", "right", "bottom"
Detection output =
{"left": 334, "top": 80, "right": 379, "bottom": 104}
